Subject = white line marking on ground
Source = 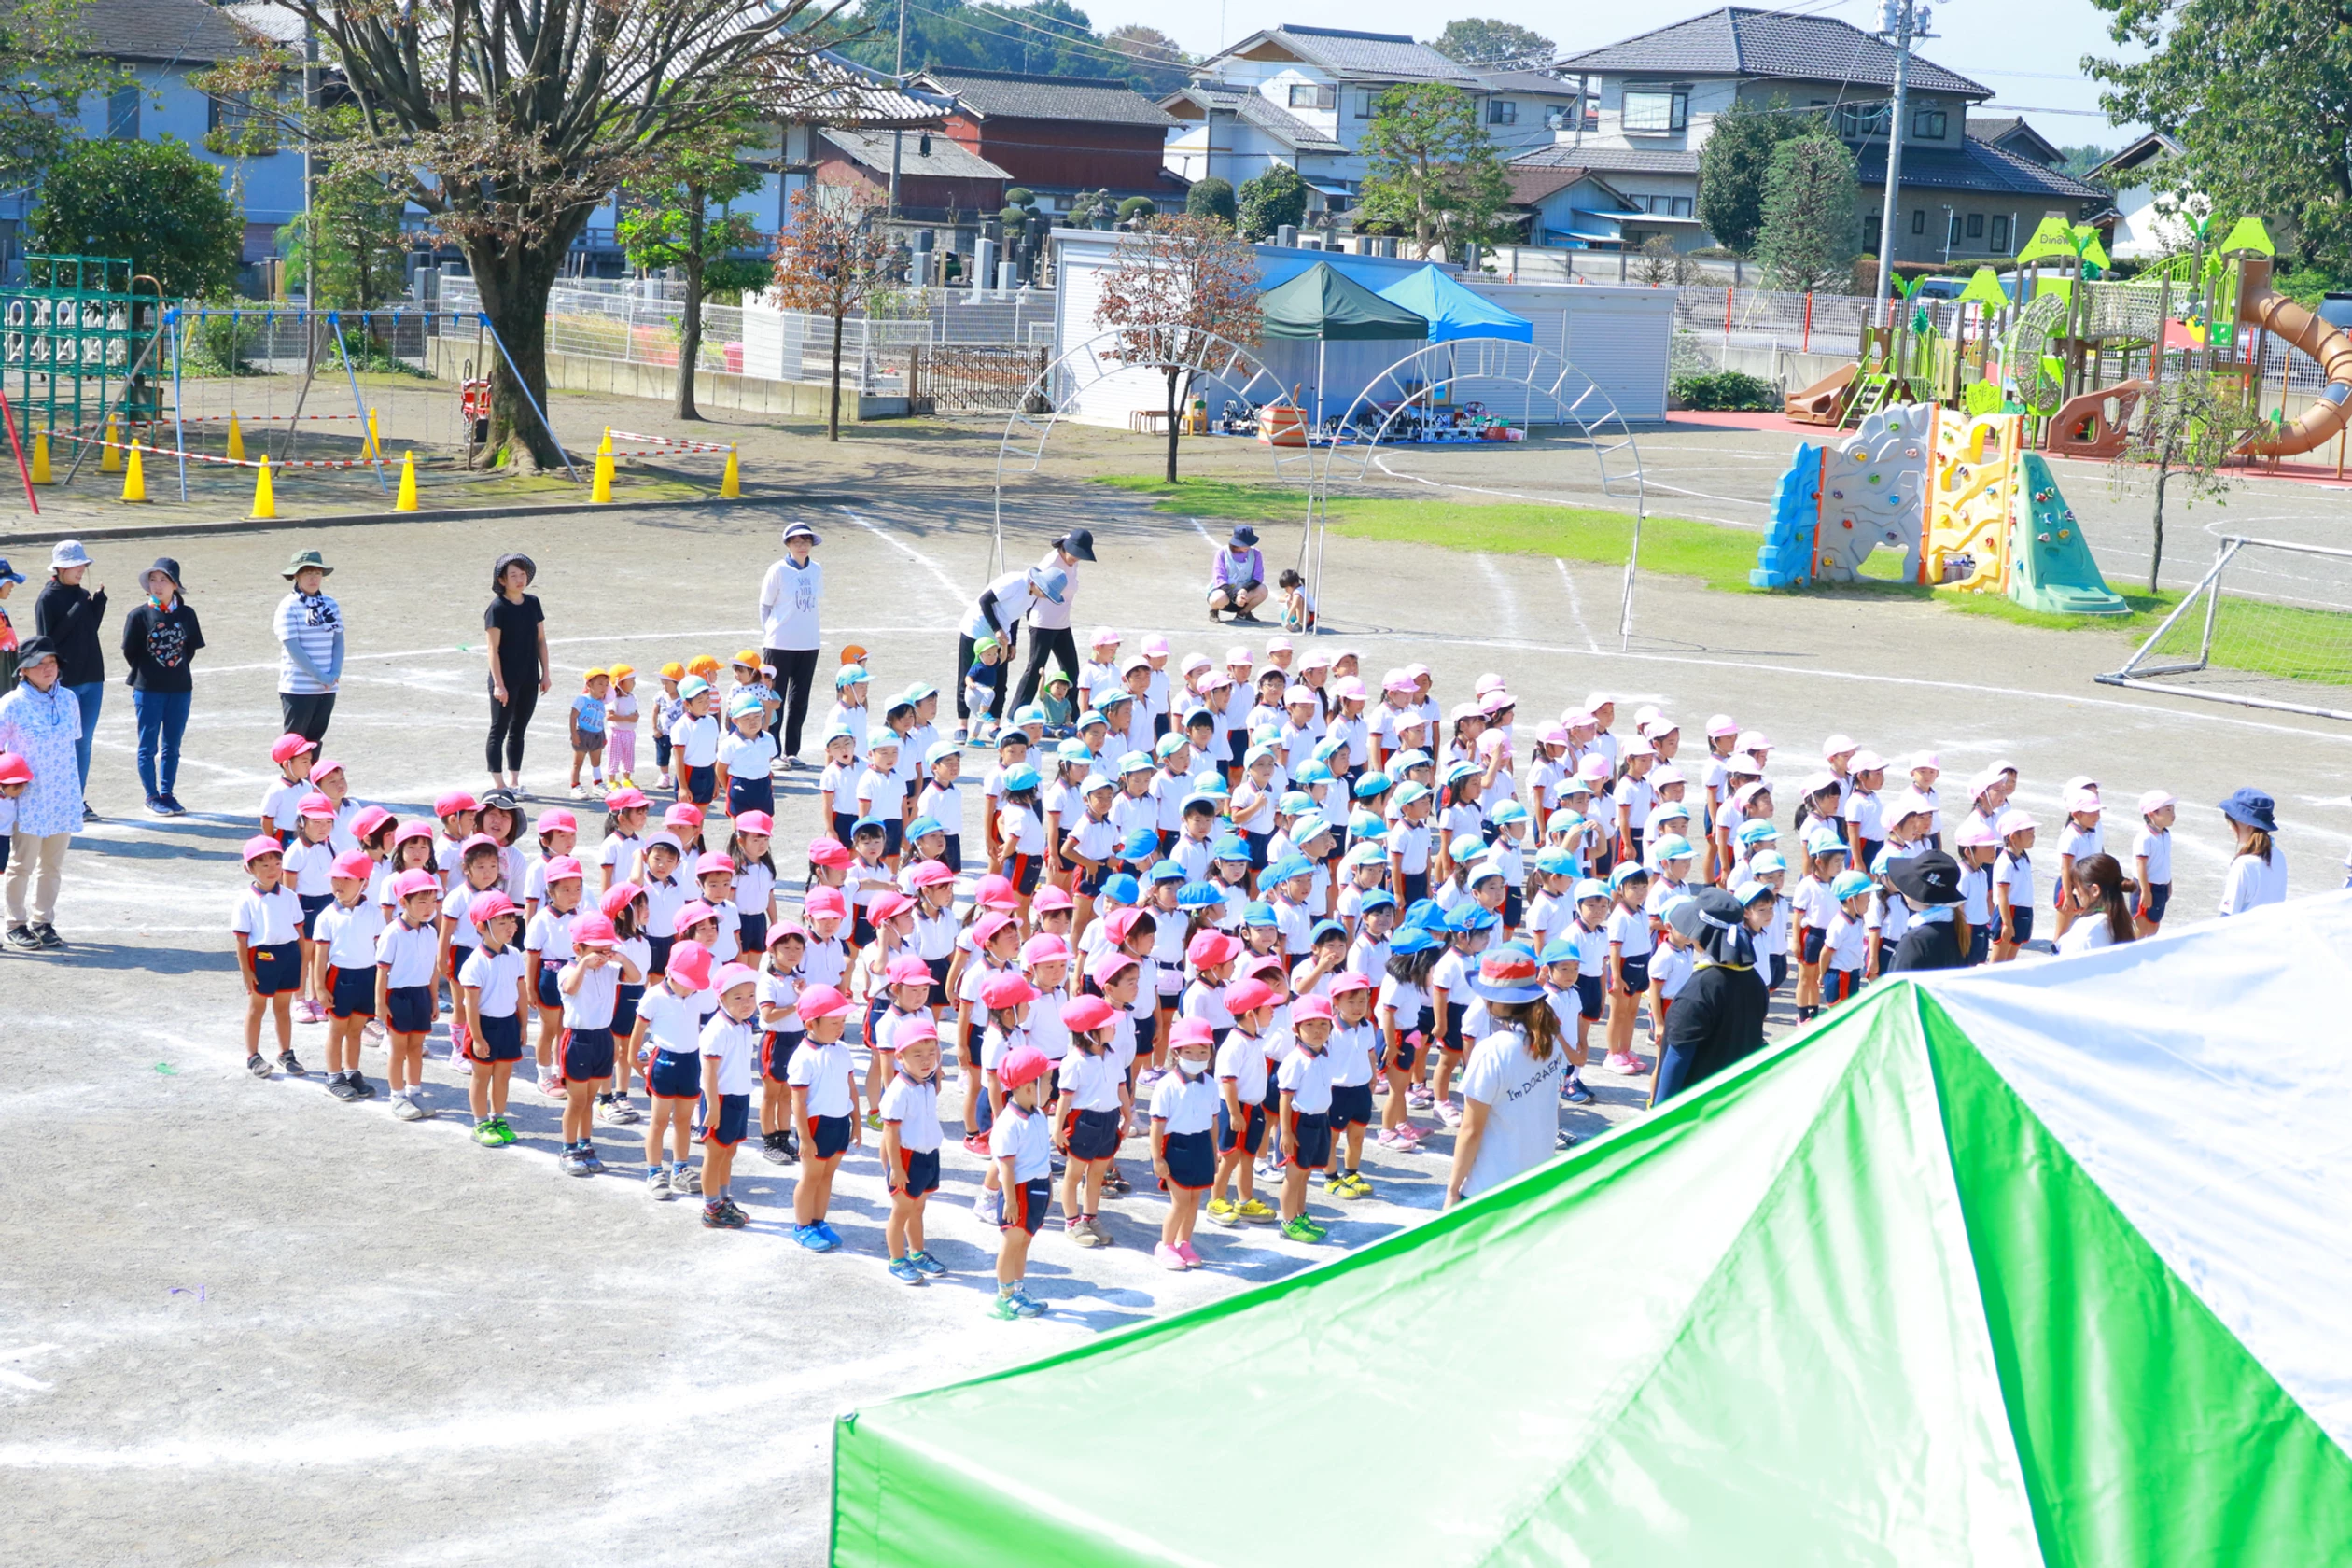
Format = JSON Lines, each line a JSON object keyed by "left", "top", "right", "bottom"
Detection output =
{"left": 839, "top": 507, "right": 968, "bottom": 606}
{"left": 1555, "top": 558, "right": 1602, "bottom": 654}
{"left": 1478, "top": 554, "right": 1523, "bottom": 640}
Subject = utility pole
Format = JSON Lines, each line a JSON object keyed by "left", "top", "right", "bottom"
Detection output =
{"left": 301, "top": 20, "right": 319, "bottom": 304}
{"left": 1870, "top": 0, "right": 1916, "bottom": 305}
{"left": 887, "top": 0, "right": 910, "bottom": 219}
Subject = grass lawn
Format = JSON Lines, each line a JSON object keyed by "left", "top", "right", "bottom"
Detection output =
{"left": 1098, "top": 475, "right": 2352, "bottom": 687}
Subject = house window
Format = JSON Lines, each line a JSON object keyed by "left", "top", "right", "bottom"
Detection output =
{"left": 1865, "top": 215, "right": 1882, "bottom": 248}
{"left": 1835, "top": 102, "right": 1890, "bottom": 139}
{"left": 1991, "top": 215, "right": 2011, "bottom": 251}
{"left": 1670, "top": 196, "right": 1693, "bottom": 217}
{"left": 1488, "top": 99, "right": 1518, "bottom": 126}
{"left": 1911, "top": 208, "right": 1926, "bottom": 234}
{"left": 1911, "top": 107, "right": 1948, "bottom": 139}
{"left": 1949, "top": 212, "right": 1963, "bottom": 245}
{"left": 1287, "top": 82, "right": 1335, "bottom": 111}
{"left": 1357, "top": 91, "right": 1377, "bottom": 119}
{"left": 1621, "top": 91, "right": 1687, "bottom": 133}
{"left": 106, "top": 84, "right": 140, "bottom": 140}
{"left": 1966, "top": 213, "right": 1984, "bottom": 239}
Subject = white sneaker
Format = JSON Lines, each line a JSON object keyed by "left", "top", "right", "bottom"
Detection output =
{"left": 569, "top": 784, "right": 589, "bottom": 800}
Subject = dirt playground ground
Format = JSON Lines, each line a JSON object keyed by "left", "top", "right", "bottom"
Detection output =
{"left": 3, "top": 402, "right": 2348, "bottom": 1566}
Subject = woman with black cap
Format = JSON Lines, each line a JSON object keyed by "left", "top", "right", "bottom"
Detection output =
{"left": 1010, "top": 528, "right": 1093, "bottom": 711}
{"left": 483, "top": 553, "right": 549, "bottom": 793}
{"left": 1883, "top": 849, "right": 1969, "bottom": 973}
{"left": 1648, "top": 886, "right": 1772, "bottom": 1107}
{"left": 119, "top": 557, "right": 205, "bottom": 816}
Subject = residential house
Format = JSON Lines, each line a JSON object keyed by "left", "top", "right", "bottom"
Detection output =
{"left": 909, "top": 67, "right": 1184, "bottom": 217}
{"left": 1503, "top": 163, "right": 1647, "bottom": 251}
{"left": 809, "top": 128, "right": 1008, "bottom": 223}
{"left": 2091, "top": 132, "right": 2188, "bottom": 259}
{"left": 1967, "top": 116, "right": 2065, "bottom": 171}
{"left": 1159, "top": 26, "right": 1488, "bottom": 211}
{"left": 1470, "top": 70, "right": 1590, "bottom": 163}
{"left": 1550, "top": 6, "right": 2109, "bottom": 260}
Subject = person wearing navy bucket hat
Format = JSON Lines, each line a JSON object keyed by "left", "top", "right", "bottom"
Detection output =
{"left": 2217, "top": 788, "right": 2289, "bottom": 916}
{"left": 1208, "top": 525, "right": 1267, "bottom": 624}
{"left": 119, "top": 556, "right": 205, "bottom": 815}
{"left": 1445, "top": 944, "right": 1570, "bottom": 1208}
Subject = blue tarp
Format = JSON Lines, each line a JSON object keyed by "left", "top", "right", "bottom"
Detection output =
{"left": 1377, "top": 264, "right": 1533, "bottom": 343}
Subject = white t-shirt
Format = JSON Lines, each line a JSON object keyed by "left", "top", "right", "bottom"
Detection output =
{"left": 283, "top": 838, "right": 337, "bottom": 898}
{"left": 1826, "top": 909, "right": 1868, "bottom": 972}
{"left": 2053, "top": 917, "right": 2119, "bottom": 957}
{"left": 374, "top": 919, "right": 439, "bottom": 987}
{"left": 314, "top": 898, "right": 385, "bottom": 971}
{"left": 1456, "top": 1028, "right": 1565, "bottom": 1199}
{"left": 637, "top": 984, "right": 705, "bottom": 1056}
{"left": 458, "top": 944, "right": 526, "bottom": 1017}
{"left": 1214, "top": 1029, "right": 1270, "bottom": 1102}
{"left": 990, "top": 1102, "right": 1054, "bottom": 1182}
{"left": 231, "top": 884, "right": 303, "bottom": 946}
{"left": 1275, "top": 1045, "right": 1335, "bottom": 1114}
{"left": 1604, "top": 903, "right": 1653, "bottom": 960}
{"left": 757, "top": 556, "right": 824, "bottom": 651}
{"left": 559, "top": 957, "right": 621, "bottom": 1030}
{"left": 669, "top": 713, "right": 721, "bottom": 767}
{"left": 1056, "top": 1048, "right": 1124, "bottom": 1113}
{"left": 718, "top": 728, "right": 778, "bottom": 778}
{"left": 700, "top": 1013, "right": 759, "bottom": 1096}
{"left": 2132, "top": 827, "right": 2173, "bottom": 886}
{"left": 879, "top": 1071, "right": 944, "bottom": 1152}
{"left": 2219, "top": 848, "right": 2288, "bottom": 916}
{"left": 1150, "top": 1071, "right": 1218, "bottom": 1134}
{"left": 787, "top": 1038, "right": 858, "bottom": 1117}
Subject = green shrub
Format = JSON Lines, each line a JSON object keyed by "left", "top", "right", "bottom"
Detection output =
{"left": 1671, "top": 371, "right": 1778, "bottom": 411}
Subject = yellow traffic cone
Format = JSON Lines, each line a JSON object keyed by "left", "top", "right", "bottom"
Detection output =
{"left": 29, "top": 430, "right": 50, "bottom": 484}
{"left": 250, "top": 455, "right": 276, "bottom": 520}
{"left": 597, "top": 426, "right": 614, "bottom": 455}
{"left": 120, "top": 438, "right": 148, "bottom": 503}
{"left": 719, "top": 445, "right": 741, "bottom": 498}
{"left": 366, "top": 406, "right": 381, "bottom": 460}
{"left": 101, "top": 413, "right": 121, "bottom": 472}
{"left": 591, "top": 446, "right": 614, "bottom": 504}
{"left": 394, "top": 449, "right": 419, "bottom": 512}
{"left": 226, "top": 411, "right": 245, "bottom": 462}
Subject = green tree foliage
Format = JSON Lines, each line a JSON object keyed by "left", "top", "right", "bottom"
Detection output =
{"left": 1238, "top": 163, "right": 1309, "bottom": 241}
{"left": 1754, "top": 133, "right": 1862, "bottom": 292}
{"left": 829, "top": 0, "right": 1189, "bottom": 96}
{"left": 1429, "top": 18, "right": 1555, "bottom": 66}
{"left": 30, "top": 137, "right": 242, "bottom": 299}
{"left": 1697, "top": 96, "right": 1813, "bottom": 255}
{"left": 1116, "top": 196, "right": 1158, "bottom": 224}
{"left": 619, "top": 140, "right": 765, "bottom": 418}
{"left": 0, "top": 0, "right": 129, "bottom": 186}
{"left": 276, "top": 168, "right": 409, "bottom": 312}
{"left": 1356, "top": 84, "right": 1514, "bottom": 259}
{"left": 2058, "top": 144, "right": 2113, "bottom": 180}
{"left": 1187, "top": 176, "right": 1237, "bottom": 224}
{"left": 2088, "top": 0, "right": 2352, "bottom": 271}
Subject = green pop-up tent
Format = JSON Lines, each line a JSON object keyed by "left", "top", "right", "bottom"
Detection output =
{"left": 832, "top": 894, "right": 2352, "bottom": 1565}
{"left": 1254, "top": 261, "right": 1427, "bottom": 430}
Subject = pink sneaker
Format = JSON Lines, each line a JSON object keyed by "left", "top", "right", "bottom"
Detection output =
{"left": 1435, "top": 1100, "right": 1463, "bottom": 1127}
{"left": 1155, "top": 1241, "right": 1187, "bottom": 1271}
{"left": 1175, "top": 1240, "right": 1203, "bottom": 1267}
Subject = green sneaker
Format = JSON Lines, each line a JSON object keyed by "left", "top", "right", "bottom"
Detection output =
{"left": 471, "top": 1121, "right": 503, "bottom": 1147}
{"left": 989, "top": 1291, "right": 1026, "bottom": 1321}
{"left": 1281, "top": 1214, "right": 1323, "bottom": 1243}
{"left": 863, "top": 1111, "right": 885, "bottom": 1132}
{"left": 492, "top": 1117, "right": 517, "bottom": 1145}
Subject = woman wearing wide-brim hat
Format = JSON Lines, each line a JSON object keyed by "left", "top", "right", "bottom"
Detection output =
{"left": 119, "top": 556, "right": 205, "bottom": 816}
{"left": 1648, "top": 885, "right": 1773, "bottom": 1107}
{"left": 483, "top": 552, "right": 549, "bottom": 793}
{"left": 273, "top": 548, "right": 344, "bottom": 745}
{"left": 1883, "top": 849, "right": 1969, "bottom": 973}
{"left": 2217, "top": 788, "right": 2289, "bottom": 916}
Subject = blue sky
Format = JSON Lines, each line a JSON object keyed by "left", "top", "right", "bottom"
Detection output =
{"left": 1081, "top": 0, "right": 2147, "bottom": 144}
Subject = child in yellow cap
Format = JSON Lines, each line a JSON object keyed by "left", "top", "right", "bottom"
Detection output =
{"left": 654, "top": 663, "right": 686, "bottom": 795}
{"left": 606, "top": 664, "right": 639, "bottom": 788}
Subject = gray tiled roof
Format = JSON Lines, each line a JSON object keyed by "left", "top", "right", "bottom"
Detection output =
{"left": 1164, "top": 81, "right": 1348, "bottom": 152}
{"left": 85, "top": 0, "right": 272, "bottom": 63}
{"left": 1477, "top": 69, "right": 1585, "bottom": 96}
{"left": 1222, "top": 26, "right": 1483, "bottom": 87}
{"left": 1558, "top": 7, "right": 1989, "bottom": 99}
{"left": 1513, "top": 143, "right": 1701, "bottom": 175}
{"left": 819, "top": 128, "right": 1010, "bottom": 182}
{"left": 917, "top": 68, "right": 1177, "bottom": 128}
{"left": 1851, "top": 135, "right": 2110, "bottom": 202}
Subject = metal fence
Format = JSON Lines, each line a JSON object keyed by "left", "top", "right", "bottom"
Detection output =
{"left": 907, "top": 343, "right": 1050, "bottom": 413}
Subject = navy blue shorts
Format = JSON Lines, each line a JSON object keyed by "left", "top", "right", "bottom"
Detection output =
{"left": 1004, "top": 1175, "right": 1053, "bottom": 1235}
{"left": 1159, "top": 1127, "right": 1214, "bottom": 1190}
{"left": 1064, "top": 1106, "right": 1122, "bottom": 1162}
{"left": 1769, "top": 954, "right": 1788, "bottom": 993}
{"left": 895, "top": 1145, "right": 941, "bottom": 1197}
{"left": 2144, "top": 881, "right": 2171, "bottom": 924}
{"left": 649, "top": 1048, "right": 701, "bottom": 1099}
{"left": 704, "top": 1091, "right": 750, "bottom": 1146}
{"left": 1262, "top": 1064, "right": 1283, "bottom": 1114}
{"left": 1618, "top": 954, "right": 1651, "bottom": 994}
{"left": 1286, "top": 1108, "right": 1333, "bottom": 1170}
{"left": 563, "top": 1026, "right": 616, "bottom": 1082}
{"left": 1132, "top": 1011, "right": 1157, "bottom": 1062}
{"left": 1329, "top": 1081, "right": 1374, "bottom": 1128}
{"left": 1442, "top": 1000, "right": 1469, "bottom": 1054}
{"left": 2008, "top": 907, "right": 2036, "bottom": 947}
{"left": 737, "top": 913, "right": 767, "bottom": 956}
{"left": 1503, "top": 886, "right": 1523, "bottom": 931}
{"left": 298, "top": 892, "right": 334, "bottom": 939}
{"left": 245, "top": 943, "right": 301, "bottom": 996}
{"left": 1242, "top": 829, "right": 1272, "bottom": 871}
{"left": 1215, "top": 1101, "right": 1267, "bottom": 1155}
{"left": 726, "top": 775, "right": 775, "bottom": 819}
{"left": 804, "top": 1112, "right": 853, "bottom": 1161}
{"left": 327, "top": 963, "right": 376, "bottom": 1020}
{"left": 880, "top": 818, "right": 903, "bottom": 860}
{"left": 1387, "top": 1033, "right": 1417, "bottom": 1073}
{"left": 684, "top": 764, "right": 715, "bottom": 805}
{"left": 1575, "top": 973, "right": 1604, "bottom": 1021}
{"left": 647, "top": 933, "right": 676, "bottom": 976}
{"left": 472, "top": 1009, "right": 524, "bottom": 1062}
{"left": 654, "top": 733, "right": 673, "bottom": 768}
{"left": 1801, "top": 926, "right": 1827, "bottom": 965}
{"left": 1827, "top": 968, "right": 1864, "bottom": 1004}
{"left": 763, "top": 1029, "right": 802, "bottom": 1082}
{"left": 1401, "top": 870, "right": 1430, "bottom": 906}
{"left": 1967, "top": 925, "right": 1995, "bottom": 966}
{"left": 831, "top": 811, "right": 858, "bottom": 847}
{"left": 386, "top": 983, "right": 436, "bottom": 1036}
{"left": 941, "top": 833, "right": 963, "bottom": 874}
{"left": 614, "top": 982, "right": 645, "bottom": 1039}
{"left": 1008, "top": 851, "right": 1042, "bottom": 896}
{"left": 926, "top": 954, "right": 953, "bottom": 1009}
{"left": 535, "top": 963, "right": 563, "bottom": 1010}
{"left": 1073, "top": 863, "right": 1105, "bottom": 898}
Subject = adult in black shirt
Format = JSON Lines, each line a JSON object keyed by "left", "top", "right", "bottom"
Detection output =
{"left": 1885, "top": 851, "right": 1970, "bottom": 973}
{"left": 1650, "top": 887, "right": 1773, "bottom": 1108}
{"left": 483, "top": 553, "right": 548, "bottom": 792}
{"left": 119, "top": 557, "right": 205, "bottom": 816}
{"left": 34, "top": 539, "right": 106, "bottom": 811}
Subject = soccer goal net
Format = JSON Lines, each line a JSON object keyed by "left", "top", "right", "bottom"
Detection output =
{"left": 2096, "top": 536, "right": 2352, "bottom": 721}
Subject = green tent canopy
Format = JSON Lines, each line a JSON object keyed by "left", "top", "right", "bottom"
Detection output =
{"left": 1258, "top": 260, "right": 1429, "bottom": 342}
{"left": 833, "top": 894, "right": 2352, "bottom": 1565}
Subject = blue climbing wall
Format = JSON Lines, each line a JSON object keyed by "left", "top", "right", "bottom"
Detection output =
{"left": 1750, "top": 442, "right": 1822, "bottom": 587}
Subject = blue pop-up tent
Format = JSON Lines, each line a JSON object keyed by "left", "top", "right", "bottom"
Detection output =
{"left": 1377, "top": 264, "right": 1533, "bottom": 343}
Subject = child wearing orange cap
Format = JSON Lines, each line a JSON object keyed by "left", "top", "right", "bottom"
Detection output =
{"left": 606, "top": 665, "right": 640, "bottom": 789}
{"left": 569, "top": 668, "right": 610, "bottom": 799}
{"left": 652, "top": 664, "right": 685, "bottom": 794}
{"left": 457, "top": 893, "right": 528, "bottom": 1145}
{"left": 233, "top": 835, "right": 306, "bottom": 1079}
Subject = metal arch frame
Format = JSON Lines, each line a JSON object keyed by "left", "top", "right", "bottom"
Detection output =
{"left": 1310, "top": 337, "right": 1651, "bottom": 650}
{"left": 990, "top": 327, "right": 1307, "bottom": 579}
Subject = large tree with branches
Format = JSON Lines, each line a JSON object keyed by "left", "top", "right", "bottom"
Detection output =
{"left": 769, "top": 182, "right": 893, "bottom": 441}
{"left": 1093, "top": 213, "right": 1261, "bottom": 483}
{"left": 245, "top": 0, "right": 859, "bottom": 467}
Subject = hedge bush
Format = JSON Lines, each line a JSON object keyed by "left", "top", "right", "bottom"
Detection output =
{"left": 1671, "top": 371, "right": 1779, "bottom": 411}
